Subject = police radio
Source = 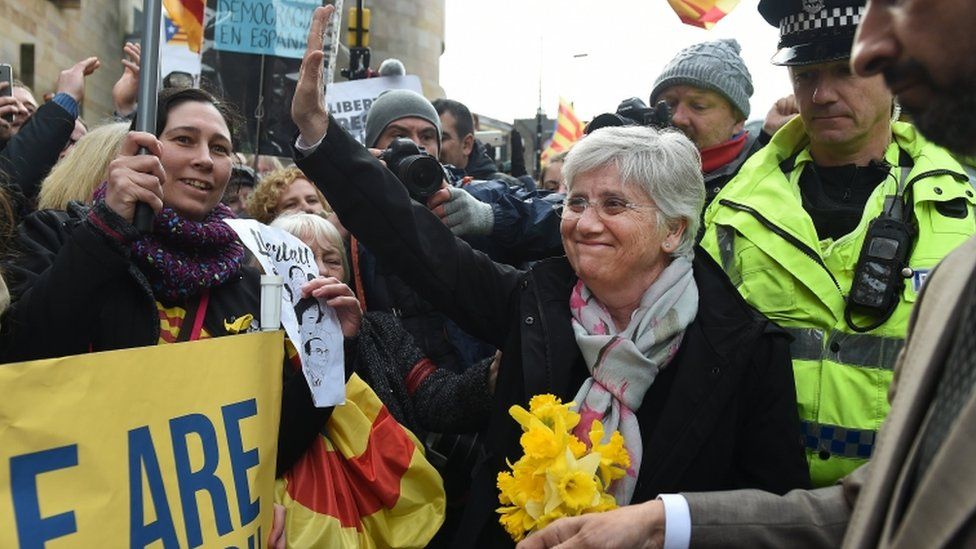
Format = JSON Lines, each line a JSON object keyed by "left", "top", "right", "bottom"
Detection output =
{"left": 845, "top": 195, "right": 916, "bottom": 332}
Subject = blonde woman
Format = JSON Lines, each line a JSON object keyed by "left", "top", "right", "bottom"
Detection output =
{"left": 37, "top": 121, "right": 129, "bottom": 210}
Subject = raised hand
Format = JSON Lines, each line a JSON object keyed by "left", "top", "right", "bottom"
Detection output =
{"left": 112, "top": 42, "right": 141, "bottom": 116}
{"left": 56, "top": 57, "right": 101, "bottom": 103}
{"left": 0, "top": 82, "right": 29, "bottom": 132}
{"left": 291, "top": 5, "right": 336, "bottom": 144}
{"left": 762, "top": 94, "right": 799, "bottom": 136}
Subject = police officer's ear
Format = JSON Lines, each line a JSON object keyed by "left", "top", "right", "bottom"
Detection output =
{"left": 461, "top": 132, "right": 475, "bottom": 157}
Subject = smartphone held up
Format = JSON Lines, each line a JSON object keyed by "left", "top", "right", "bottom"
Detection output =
{"left": 0, "top": 63, "right": 13, "bottom": 123}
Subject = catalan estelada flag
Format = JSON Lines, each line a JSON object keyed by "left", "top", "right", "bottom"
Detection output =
{"left": 276, "top": 374, "right": 445, "bottom": 548}
{"left": 667, "top": 0, "right": 740, "bottom": 29}
{"left": 162, "top": 0, "right": 204, "bottom": 52}
{"left": 541, "top": 98, "right": 585, "bottom": 164}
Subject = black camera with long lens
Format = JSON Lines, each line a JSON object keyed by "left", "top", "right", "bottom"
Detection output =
{"left": 379, "top": 138, "right": 444, "bottom": 203}
{"left": 585, "top": 97, "right": 673, "bottom": 134}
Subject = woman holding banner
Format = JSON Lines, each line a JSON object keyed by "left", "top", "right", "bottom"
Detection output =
{"left": 0, "top": 87, "right": 336, "bottom": 476}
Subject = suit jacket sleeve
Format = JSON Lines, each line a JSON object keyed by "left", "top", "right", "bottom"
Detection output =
{"left": 682, "top": 463, "right": 868, "bottom": 547}
{"left": 294, "top": 120, "right": 522, "bottom": 349}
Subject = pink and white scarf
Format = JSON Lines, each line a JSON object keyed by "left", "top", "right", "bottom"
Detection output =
{"left": 570, "top": 257, "right": 698, "bottom": 504}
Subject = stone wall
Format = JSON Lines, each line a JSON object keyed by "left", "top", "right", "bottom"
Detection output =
{"left": 1, "top": 0, "right": 445, "bottom": 121}
{"left": 335, "top": 0, "right": 445, "bottom": 99}
{"left": 1, "top": 0, "right": 131, "bottom": 122}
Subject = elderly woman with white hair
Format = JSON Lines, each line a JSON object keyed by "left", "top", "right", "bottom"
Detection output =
{"left": 293, "top": 87, "right": 809, "bottom": 544}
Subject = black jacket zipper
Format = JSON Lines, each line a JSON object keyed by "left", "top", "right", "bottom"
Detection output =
{"left": 719, "top": 199, "right": 844, "bottom": 296}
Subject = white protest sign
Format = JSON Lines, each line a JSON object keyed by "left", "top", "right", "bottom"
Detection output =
{"left": 325, "top": 75, "right": 424, "bottom": 144}
{"left": 225, "top": 219, "right": 345, "bottom": 407}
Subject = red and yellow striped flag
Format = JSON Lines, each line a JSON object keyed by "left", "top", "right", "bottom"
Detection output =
{"left": 541, "top": 97, "right": 585, "bottom": 164}
{"left": 162, "top": 0, "right": 204, "bottom": 52}
{"left": 667, "top": 0, "right": 740, "bottom": 29}
{"left": 275, "top": 374, "right": 445, "bottom": 548}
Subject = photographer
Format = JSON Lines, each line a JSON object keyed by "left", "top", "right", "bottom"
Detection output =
{"left": 336, "top": 88, "right": 493, "bottom": 373}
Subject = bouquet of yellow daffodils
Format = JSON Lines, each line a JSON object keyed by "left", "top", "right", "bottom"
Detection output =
{"left": 496, "top": 394, "right": 630, "bottom": 542}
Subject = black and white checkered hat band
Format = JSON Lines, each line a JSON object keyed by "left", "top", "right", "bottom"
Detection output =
{"left": 780, "top": 6, "right": 863, "bottom": 36}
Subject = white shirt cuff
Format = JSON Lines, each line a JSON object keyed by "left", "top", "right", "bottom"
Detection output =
{"left": 295, "top": 133, "right": 325, "bottom": 156}
{"left": 659, "top": 494, "right": 692, "bottom": 549}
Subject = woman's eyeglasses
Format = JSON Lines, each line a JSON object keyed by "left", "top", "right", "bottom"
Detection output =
{"left": 554, "top": 196, "right": 656, "bottom": 220}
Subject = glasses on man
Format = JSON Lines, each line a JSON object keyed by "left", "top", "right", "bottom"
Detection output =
{"left": 554, "top": 196, "right": 656, "bottom": 220}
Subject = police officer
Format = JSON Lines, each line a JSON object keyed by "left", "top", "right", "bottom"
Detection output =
{"left": 701, "top": 0, "right": 976, "bottom": 487}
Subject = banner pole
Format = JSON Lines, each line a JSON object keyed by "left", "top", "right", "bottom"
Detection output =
{"left": 252, "top": 54, "right": 267, "bottom": 166}
{"left": 133, "top": 0, "right": 163, "bottom": 233}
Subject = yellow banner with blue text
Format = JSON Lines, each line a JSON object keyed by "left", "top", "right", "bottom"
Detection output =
{"left": 0, "top": 331, "right": 284, "bottom": 548}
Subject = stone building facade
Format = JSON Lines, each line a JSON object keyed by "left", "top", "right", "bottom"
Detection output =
{"left": 1, "top": 0, "right": 444, "bottom": 122}
{"left": 0, "top": 0, "right": 135, "bottom": 122}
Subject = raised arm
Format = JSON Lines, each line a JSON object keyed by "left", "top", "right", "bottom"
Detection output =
{"left": 289, "top": 6, "right": 521, "bottom": 347}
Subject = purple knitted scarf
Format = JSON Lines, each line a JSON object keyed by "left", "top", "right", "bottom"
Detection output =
{"left": 93, "top": 184, "right": 245, "bottom": 302}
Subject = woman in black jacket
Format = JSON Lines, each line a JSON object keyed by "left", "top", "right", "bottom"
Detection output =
{"left": 0, "top": 87, "right": 328, "bottom": 476}
{"left": 289, "top": 19, "right": 809, "bottom": 542}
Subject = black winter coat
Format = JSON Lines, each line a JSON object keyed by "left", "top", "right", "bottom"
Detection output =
{"left": 0, "top": 100, "right": 75, "bottom": 217}
{"left": 351, "top": 311, "right": 492, "bottom": 438}
{"left": 296, "top": 119, "right": 810, "bottom": 547}
{"left": 0, "top": 204, "right": 330, "bottom": 475}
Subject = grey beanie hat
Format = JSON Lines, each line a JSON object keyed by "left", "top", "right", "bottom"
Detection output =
{"left": 650, "top": 38, "right": 754, "bottom": 119}
{"left": 364, "top": 89, "right": 441, "bottom": 148}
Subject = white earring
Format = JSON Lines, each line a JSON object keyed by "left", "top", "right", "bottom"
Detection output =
{"left": 891, "top": 100, "right": 902, "bottom": 123}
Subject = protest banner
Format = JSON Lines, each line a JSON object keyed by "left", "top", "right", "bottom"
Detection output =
{"left": 213, "top": 0, "right": 319, "bottom": 58}
{"left": 201, "top": 0, "right": 341, "bottom": 155}
{"left": 226, "top": 218, "right": 345, "bottom": 408}
{"left": 0, "top": 332, "right": 284, "bottom": 548}
{"left": 326, "top": 75, "right": 424, "bottom": 144}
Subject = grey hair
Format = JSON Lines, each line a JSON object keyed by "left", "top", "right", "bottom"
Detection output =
{"left": 562, "top": 125, "right": 704, "bottom": 258}
{"left": 271, "top": 213, "right": 350, "bottom": 284}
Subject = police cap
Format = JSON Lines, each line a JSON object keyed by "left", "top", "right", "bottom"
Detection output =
{"left": 758, "top": 0, "right": 865, "bottom": 66}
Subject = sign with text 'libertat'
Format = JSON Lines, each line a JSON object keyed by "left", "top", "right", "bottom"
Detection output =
{"left": 225, "top": 218, "right": 345, "bottom": 408}
{"left": 213, "top": 0, "right": 319, "bottom": 58}
{"left": 326, "top": 75, "right": 424, "bottom": 144}
{"left": 0, "top": 332, "right": 283, "bottom": 548}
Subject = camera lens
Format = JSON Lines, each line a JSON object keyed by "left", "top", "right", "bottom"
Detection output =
{"left": 398, "top": 155, "right": 443, "bottom": 202}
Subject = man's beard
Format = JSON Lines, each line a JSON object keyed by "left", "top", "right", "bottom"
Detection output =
{"left": 885, "top": 58, "right": 976, "bottom": 156}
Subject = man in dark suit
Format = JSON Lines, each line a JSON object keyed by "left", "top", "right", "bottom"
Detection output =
{"left": 519, "top": 0, "right": 976, "bottom": 547}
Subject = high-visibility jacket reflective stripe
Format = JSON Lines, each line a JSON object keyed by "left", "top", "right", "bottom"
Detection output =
{"left": 783, "top": 327, "right": 903, "bottom": 368}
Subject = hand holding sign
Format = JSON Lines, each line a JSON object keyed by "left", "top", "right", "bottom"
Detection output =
{"left": 302, "top": 276, "right": 362, "bottom": 338}
{"left": 291, "top": 5, "right": 334, "bottom": 145}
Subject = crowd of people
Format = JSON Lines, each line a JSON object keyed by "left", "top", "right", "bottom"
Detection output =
{"left": 1, "top": 0, "right": 974, "bottom": 546}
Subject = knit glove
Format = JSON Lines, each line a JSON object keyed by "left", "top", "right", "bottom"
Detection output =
{"left": 443, "top": 186, "right": 494, "bottom": 237}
